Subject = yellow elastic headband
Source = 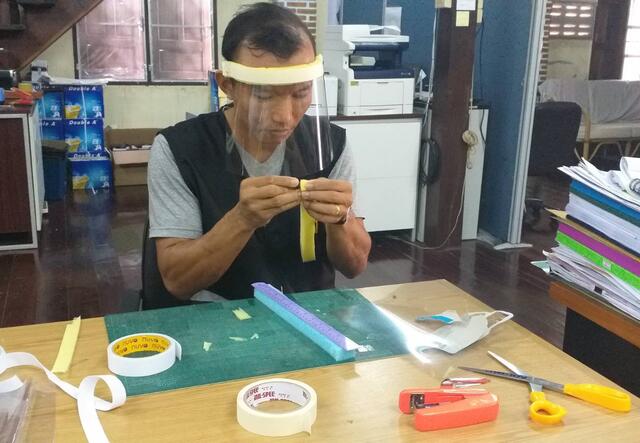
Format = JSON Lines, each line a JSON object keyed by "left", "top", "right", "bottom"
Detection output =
{"left": 221, "top": 55, "right": 324, "bottom": 85}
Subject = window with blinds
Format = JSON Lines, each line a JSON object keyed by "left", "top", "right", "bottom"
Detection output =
{"left": 548, "top": 1, "right": 596, "bottom": 39}
{"left": 623, "top": 0, "right": 640, "bottom": 80}
{"left": 75, "top": 0, "right": 147, "bottom": 81}
{"left": 540, "top": 1, "right": 597, "bottom": 81}
{"left": 148, "top": 0, "right": 212, "bottom": 82}
{"left": 76, "top": 0, "right": 214, "bottom": 83}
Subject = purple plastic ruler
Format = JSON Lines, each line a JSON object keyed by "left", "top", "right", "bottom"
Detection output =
{"left": 252, "top": 282, "right": 362, "bottom": 351}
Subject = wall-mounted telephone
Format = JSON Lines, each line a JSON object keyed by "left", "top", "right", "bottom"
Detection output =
{"left": 420, "top": 137, "right": 441, "bottom": 185}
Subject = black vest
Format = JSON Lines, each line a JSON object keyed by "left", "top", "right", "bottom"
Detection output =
{"left": 160, "top": 110, "right": 346, "bottom": 299}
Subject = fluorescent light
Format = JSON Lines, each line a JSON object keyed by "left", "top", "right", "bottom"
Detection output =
{"left": 564, "top": 31, "right": 576, "bottom": 36}
{"left": 579, "top": 13, "right": 592, "bottom": 18}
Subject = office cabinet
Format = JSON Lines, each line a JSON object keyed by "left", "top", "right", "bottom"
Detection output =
{"left": 0, "top": 106, "right": 44, "bottom": 250}
{"left": 333, "top": 116, "right": 422, "bottom": 232}
{"left": 334, "top": 109, "right": 488, "bottom": 236}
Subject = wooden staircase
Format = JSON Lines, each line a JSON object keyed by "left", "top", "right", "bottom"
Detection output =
{"left": 0, "top": 0, "right": 102, "bottom": 72}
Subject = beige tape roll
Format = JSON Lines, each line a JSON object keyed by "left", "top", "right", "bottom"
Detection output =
{"left": 107, "top": 333, "right": 181, "bottom": 377}
{"left": 237, "top": 378, "right": 317, "bottom": 437}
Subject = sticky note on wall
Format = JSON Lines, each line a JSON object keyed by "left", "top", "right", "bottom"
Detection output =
{"left": 457, "top": 0, "right": 476, "bottom": 10}
{"left": 456, "top": 11, "right": 470, "bottom": 27}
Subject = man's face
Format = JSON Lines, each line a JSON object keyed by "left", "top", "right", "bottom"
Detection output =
{"left": 227, "top": 37, "right": 315, "bottom": 149}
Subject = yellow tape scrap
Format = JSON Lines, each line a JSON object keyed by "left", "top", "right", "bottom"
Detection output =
{"left": 232, "top": 308, "right": 252, "bottom": 320}
{"left": 51, "top": 316, "right": 81, "bottom": 374}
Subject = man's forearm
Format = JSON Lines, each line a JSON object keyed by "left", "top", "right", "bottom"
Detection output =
{"left": 156, "top": 208, "right": 255, "bottom": 299}
{"left": 325, "top": 218, "right": 371, "bottom": 278}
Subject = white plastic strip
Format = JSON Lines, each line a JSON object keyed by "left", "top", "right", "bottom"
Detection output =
{"left": 0, "top": 345, "right": 125, "bottom": 443}
{"left": 221, "top": 55, "right": 324, "bottom": 85}
{"left": 77, "top": 376, "right": 126, "bottom": 443}
{"left": 237, "top": 378, "right": 317, "bottom": 437}
{"left": 0, "top": 374, "right": 23, "bottom": 393}
{"left": 107, "top": 333, "right": 181, "bottom": 377}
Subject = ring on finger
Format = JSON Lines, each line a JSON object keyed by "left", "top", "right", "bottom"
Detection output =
{"left": 335, "top": 204, "right": 342, "bottom": 216}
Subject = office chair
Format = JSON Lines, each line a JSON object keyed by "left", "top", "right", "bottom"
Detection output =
{"left": 525, "top": 101, "right": 582, "bottom": 227}
{"left": 140, "top": 219, "right": 192, "bottom": 310}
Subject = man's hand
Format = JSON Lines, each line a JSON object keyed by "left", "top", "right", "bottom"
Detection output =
{"left": 301, "top": 177, "right": 370, "bottom": 278}
{"left": 233, "top": 175, "right": 301, "bottom": 230}
{"left": 301, "top": 178, "right": 352, "bottom": 224}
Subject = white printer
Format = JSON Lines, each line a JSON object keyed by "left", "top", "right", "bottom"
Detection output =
{"left": 323, "top": 25, "right": 414, "bottom": 116}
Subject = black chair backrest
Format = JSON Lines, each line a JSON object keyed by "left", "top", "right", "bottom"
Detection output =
{"left": 528, "top": 101, "right": 582, "bottom": 176}
{"left": 140, "top": 219, "right": 191, "bottom": 310}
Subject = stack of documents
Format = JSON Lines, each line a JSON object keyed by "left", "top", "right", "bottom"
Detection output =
{"left": 546, "top": 158, "right": 640, "bottom": 320}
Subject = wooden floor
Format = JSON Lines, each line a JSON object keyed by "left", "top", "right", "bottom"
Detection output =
{"left": 0, "top": 176, "right": 570, "bottom": 347}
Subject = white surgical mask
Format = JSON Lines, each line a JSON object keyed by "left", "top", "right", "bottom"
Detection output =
{"left": 422, "top": 311, "right": 513, "bottom": 354}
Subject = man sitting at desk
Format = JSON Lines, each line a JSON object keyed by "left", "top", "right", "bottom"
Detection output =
{"left": 148, "top": 2, "right": 371, "bottom": 303}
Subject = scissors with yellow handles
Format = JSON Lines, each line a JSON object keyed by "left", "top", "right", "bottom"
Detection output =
{"left": 459, "top": 351, "right": 632, "bottom": 425}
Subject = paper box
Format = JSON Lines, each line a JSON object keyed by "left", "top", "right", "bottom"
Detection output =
{"left": 64, "top": 85, "right": 104, "bottom": 119}
{"left": 37, "top": 89, "right": 64, "bottom": 119}
{"left": 105, "top": 127, "right": 159, "bottom": 186}
{"left": 40, "top": 119, "right": 64, "bottom": 141}
{"left": 64, "top": 118, "right": 105, "bottom": 155}
{"left": 69, "top": 152, "right": 112, "bottom": 190}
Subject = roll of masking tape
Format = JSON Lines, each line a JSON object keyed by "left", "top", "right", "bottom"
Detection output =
{"left": 107, "top": 333, "right": 182, "bottom": 377}
{"left": 237, "top": 378, "right": 317, "bottom": 437}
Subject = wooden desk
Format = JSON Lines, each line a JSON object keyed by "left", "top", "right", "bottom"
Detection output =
{"left": 2, "top": 280, "right": 639, "bottom": 442}
{"left": 549, "top": 280, "right": 640, "bottom": 396}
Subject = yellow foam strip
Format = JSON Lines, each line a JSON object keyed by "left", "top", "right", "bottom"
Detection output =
{"left": 51, "top": 316, "right": 81, "bottom": 374}
{"left": 232, "top": 308, "right": 252, "bottom": 320}
{"left": 300, "top": 180, "right": 317, "bottom": 263}
{"left": 221, "top": 55, "right": 324, "bottom": 85}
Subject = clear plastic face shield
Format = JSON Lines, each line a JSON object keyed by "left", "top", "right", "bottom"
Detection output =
{"left": 220, "top": 55, "right": 338, "bottom": 178}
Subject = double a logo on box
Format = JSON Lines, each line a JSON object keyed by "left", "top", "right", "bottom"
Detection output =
{"left": 64, "top": 119, "right": 105, "bottom": 154}
{"left": 40, "top": 119, "right": 64, "bottom": 141}
{"left": 69, "top": 152, "right": 112, "bottom": 190}
{"left": 64, "top": 85, "right": 104, "bottom": 119}
{"left": 38, "top": 90, "right": 64, "bottom": 119}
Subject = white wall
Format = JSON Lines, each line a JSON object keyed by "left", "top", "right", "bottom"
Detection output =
{"left": 316, "top": 0, "right": 328, "bottom": 53}
{"left": 37, "top": 1, "right": 329, "bottom": 129}
{"left": 215, "top": 0, "right": 260, "bottom": 65}
{"left": 547, "top": 39, "right": 593, "bottom": 80}
{"left": 217, "top": 1, "right": 329, "bottom": 60}
{"left": 41, "top": 30, "right": 75, "bottom": 78}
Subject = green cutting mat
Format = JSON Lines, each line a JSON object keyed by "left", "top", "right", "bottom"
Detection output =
{"left": 104, "top": 288, "right": 407, "bottom": 396}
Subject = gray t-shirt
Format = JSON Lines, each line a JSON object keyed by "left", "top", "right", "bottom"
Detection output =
{"left": 148, "top": 134, "right": 359, "bottom": 240}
